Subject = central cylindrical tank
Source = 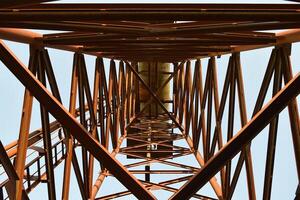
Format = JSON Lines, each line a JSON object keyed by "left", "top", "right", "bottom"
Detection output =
{"left": 138, "top": 62, "right": 172, "bottom": 117}
{"left": 126, "top": 61, "right": 173, "bottom": 160}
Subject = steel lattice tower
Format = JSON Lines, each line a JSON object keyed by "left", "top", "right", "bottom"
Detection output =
{"left": 0, "top": 1, "right": 300, "bottom": 200}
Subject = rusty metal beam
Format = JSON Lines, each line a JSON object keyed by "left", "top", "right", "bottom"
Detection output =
{"left": 1, "top": 10, "right": 300, "bottom": 22}
{"left": 170, "top": 71, "right": 300, "bottom": 200}
{"left": 262, "top": 48, "right": 282, "bottom": 200}
{"left": 183, "top": 133, "right": 223, "bottom": 199}
{"left": 150, "top": 22, "right": 300, "bottom": 37}
{"left": 16, "top": 3, "right": 300, "bottom": 10}
{"left": 0, "top": 0, "right": 55, "bottom": 8}
{"left": 62, "top": 53, "right": 80, "bottom": 199}
{"left": 0, "top": 21, "right": 291, "bottom": 39}
{"left": 90, "top": 135, "right": 126, "bottom": 199}
{"left": 88, "top": 57, "right": 102, "bottom": 197}
{"left": 2, "top": 28, "right": 261, "bottom": 45}
{"left": 0, "top": 21, "right": 147, "bottom": 34}
{"left": 13, "top": 46, "right": 36, "bottom": 200}
{"left": 0, "top": 141, "right": 18, "bottom": 199}
{"left": 0, "top": 28, "right": 100, "bottom": 57}
{"left": 0, "top": 142, "right": 18, "bottom": 180}
{"left": 0, "top": 27, "right": 300, "bottom": 60}
{"left": 0, "top": 28, "right": 41, "bottom": 44}
{"left": 0, "top": 40, "right": 156, "bottom": 200}
{"left": 36, "top": 49, "right": 56, "bottom": 200}
{"left": 280, "top": 46, "right": 300, "bottom": 180}
{"left": 229, "top": 53, "right": 256, "bottom": 200}
{"left": 77, "top": 53, "right": 90, "bottom": 196}
{"left": 0, "top": 141, "right": 30, "bottom": 200}
{"left": 43, "top": 36, "right": 276, "bottom": 46}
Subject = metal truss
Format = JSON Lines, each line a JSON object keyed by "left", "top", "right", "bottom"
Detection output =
{"left": 0, "top": 1, "right": 300, "bottom": 200}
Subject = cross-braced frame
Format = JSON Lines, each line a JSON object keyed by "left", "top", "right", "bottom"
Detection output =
{"left": 0, "top": 1, "right": 300, "bottom": 200}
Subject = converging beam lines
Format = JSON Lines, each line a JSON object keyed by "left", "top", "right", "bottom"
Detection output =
{"left": 0, "top": 3, "right": 300, "bottom": 200}
{"left": 0, "top": 40, "right": 156, "bottom": 200}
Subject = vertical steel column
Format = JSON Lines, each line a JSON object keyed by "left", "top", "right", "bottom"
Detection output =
{"left": 233, "top": 53, "right": 256, "bottom": 200}
{"left": 88, "top": 57, "right": 102, "bottom": 196}
{"left": 183, "top": 61, "right": 192, "bottom": 138}
{"left": 262, "top": 49, "right": 282, "bottom": 200}
{"left": 118, "top": 61, "right": 126, "bottom": 136}
{"left": 210, "top": 57, "right": 226, "bottom": 196}
{"left": 224, "top": 54, "right": 236, "bottom": 199}
{"left": 98, "top": 58, "right": 108, "bottom": 148}
{"left": 191, "top": 60, "right": 202, "bottom": 151}
{"left": 62, "top": 53, "right": 81, "bottom": 199}
{"left": 14, "top": 46, "right": 36, "bottom": 200}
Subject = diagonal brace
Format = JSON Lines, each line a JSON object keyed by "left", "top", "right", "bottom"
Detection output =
{"left": 126, "top": 62, "right": 184, "bottom": 128}
{"left": 0, "top": 40, "right": 156, "bottom": 200}
{"left": 170, "top": 71, "right": 300, "bottom": 200}
{"left": 126, "top": 61, "right": 183, "bottom": 131}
